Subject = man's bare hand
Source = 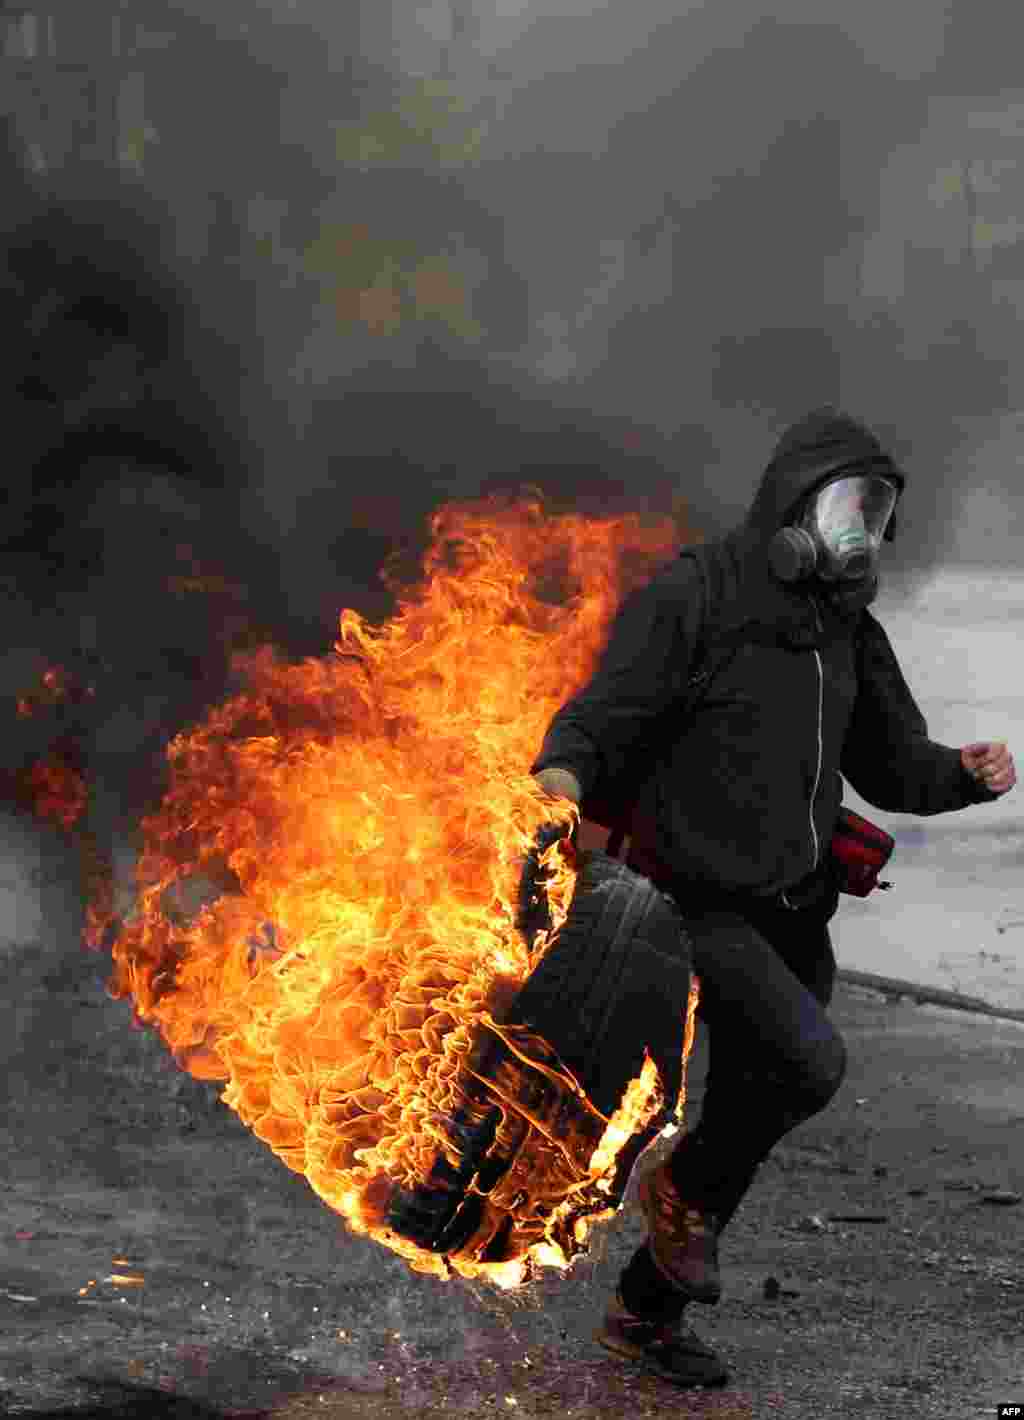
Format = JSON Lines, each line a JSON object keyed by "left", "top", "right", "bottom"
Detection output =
{"left": 960, "top": 741, "right": 1017, "bottom": 796}
{"left": 533, "top": 766, "right": 582, "bottom": 805}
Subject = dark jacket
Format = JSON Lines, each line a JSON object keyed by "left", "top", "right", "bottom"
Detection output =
{"left": 531, "top": 411, "right": 998, "bottom": 898}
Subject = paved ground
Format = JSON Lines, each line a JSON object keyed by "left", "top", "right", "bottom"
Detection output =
{"left": 2, "top": 895, "right": 1022, "bottom": 1419}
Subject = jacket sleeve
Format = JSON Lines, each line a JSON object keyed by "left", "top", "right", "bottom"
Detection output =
{"left": 530, "top": 554, "right": 705, "bottom": 800}
{"left": 840, "top": 610, "right": 1000, "bottom": 815}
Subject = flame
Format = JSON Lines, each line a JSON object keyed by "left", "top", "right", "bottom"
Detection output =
{"left": 22, "top": 753, "right": 88, "bottom": 831}
{"left": 101, "top": 493, "right": 697, "bottom": 1284}
{"left": 0, "top": 741, "right": 89, "bottom": 834}
{"left": 0, "top": 707, "right": 113, "bottom": 944}
{"left": 7, "top": 669, "right": 92, "bottom": 829}
{"left": 16, "top": 664, "right": 95, "bottom": 719}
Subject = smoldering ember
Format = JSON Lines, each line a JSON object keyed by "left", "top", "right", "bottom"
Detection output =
{"left": 2, "top": 2, "right": 1024, "bottom": 1417}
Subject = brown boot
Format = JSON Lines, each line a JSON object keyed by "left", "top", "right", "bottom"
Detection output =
{"left": 597, "top": 1289, "right": 729, "bottom": 1388}
{"left": 638, "top": 1160, "right": 721, "bottom": 1303}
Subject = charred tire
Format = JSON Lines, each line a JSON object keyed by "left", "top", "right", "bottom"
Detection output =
{"left": 513, "top": 849, "right": 693, "bottom": 1118}
{"left": 384, "top": 850, "right": 695, "bottom": 1258}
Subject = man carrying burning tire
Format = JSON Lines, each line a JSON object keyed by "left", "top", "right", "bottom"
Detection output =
{"left": 532, "top": 408, "right": 1016, "bottom": 1389}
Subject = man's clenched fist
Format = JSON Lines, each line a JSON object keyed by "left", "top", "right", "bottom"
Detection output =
{"left": 960, "top": 741, "right": 1016, "bottom": 796}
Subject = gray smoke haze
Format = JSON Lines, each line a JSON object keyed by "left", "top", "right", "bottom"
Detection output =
{"left": 146, "top": 0, "right": 1024, "bottom": 595}
{"left": 3, "top": 0, "right": 1024, "bottom": 811}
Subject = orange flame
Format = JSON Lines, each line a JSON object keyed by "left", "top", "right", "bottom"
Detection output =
{"left": 102, "top": 493, "right": 694, "bottom": 1284}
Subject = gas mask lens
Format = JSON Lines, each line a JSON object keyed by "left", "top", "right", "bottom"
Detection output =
{"left": 806, "top": 475, "right": 898, "bottom": 580}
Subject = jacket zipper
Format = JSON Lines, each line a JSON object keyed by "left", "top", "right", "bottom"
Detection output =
{"left": 809, "top": 649, "right": 824, "bottom": 872}
{"left": 808, "top": 594, "right": 825, "bottom": 874}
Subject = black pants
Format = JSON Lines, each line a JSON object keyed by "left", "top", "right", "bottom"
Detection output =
{"left": 619, "top": 883, "right": 846, "bottom": 1318}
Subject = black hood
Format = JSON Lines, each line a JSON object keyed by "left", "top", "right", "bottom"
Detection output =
{"left": 745, "top": 408, "right": 906, "bottom": 539}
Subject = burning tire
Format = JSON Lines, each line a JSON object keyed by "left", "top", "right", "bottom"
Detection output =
{"left": 384, "top": 849, "right": 696, "bottom": 1273}
{"left": 103, "top": 497, "right": 697, "bottom": 1287}
{"left": 513, "top": 847, "right": 694, "bottom": 1119}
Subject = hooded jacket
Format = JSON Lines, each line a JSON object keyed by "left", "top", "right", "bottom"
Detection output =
{"left": 531, "top": 410, "right": 997, "bottom": 898}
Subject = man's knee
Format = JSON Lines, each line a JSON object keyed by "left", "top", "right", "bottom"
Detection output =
{"left": 801, "top": 1029, "right": 847, "bottom": 1113}
{"left": 770, "top": 1028, "right": 847, "bottom": 1124}
{"left": 706, "top": 1025, "right": 847, "bottom": 1124}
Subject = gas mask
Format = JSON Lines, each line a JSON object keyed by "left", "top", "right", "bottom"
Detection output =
{"left": 768, "top": 474, "right": 899, "bottom": 608}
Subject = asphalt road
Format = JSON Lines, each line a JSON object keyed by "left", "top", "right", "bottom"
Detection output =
{"left": 2, "top": 892, "right": 1022, "bottom": 1419}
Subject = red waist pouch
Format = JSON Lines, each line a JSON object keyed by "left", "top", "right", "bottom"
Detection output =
{"left": 830, "top": 807, "right": 894, "bottom": 896}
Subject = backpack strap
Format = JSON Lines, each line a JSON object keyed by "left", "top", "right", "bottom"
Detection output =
{"left": 678, "top": 545, "right": 742, "bottom": 719}
{"left": 605, "top": 545, "right": 738, "bottom": 857}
